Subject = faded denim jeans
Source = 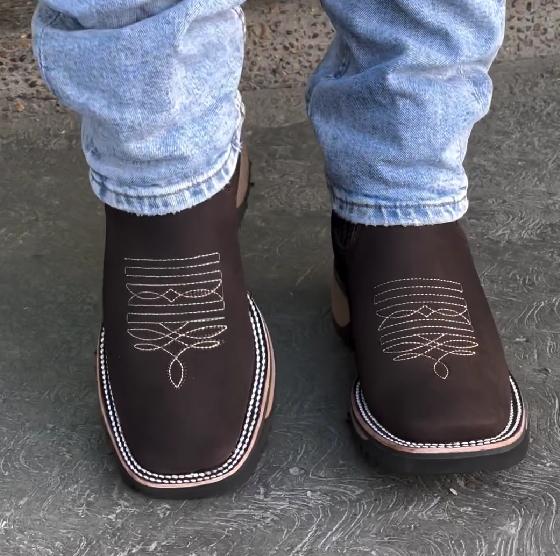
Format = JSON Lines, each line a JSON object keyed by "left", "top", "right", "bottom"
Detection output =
{"left": 32, "top": 0, "right": 505, "bottom": 225}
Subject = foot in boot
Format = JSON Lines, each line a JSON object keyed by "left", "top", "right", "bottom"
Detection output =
{"left": 331, "top": 213, "right": 528, "bottom": 474}
{"left": 97, "top": 163, "right": 275, "bottom": 497}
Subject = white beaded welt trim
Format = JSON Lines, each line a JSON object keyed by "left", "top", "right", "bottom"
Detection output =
{"left": 354, "top": 376, "right": 523, "bottom": 449}
{"left": 99, "top": 295, "right": 268, "bottom": 485}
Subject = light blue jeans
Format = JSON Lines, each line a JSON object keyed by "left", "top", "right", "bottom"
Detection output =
{"left": 32, "top": 0, "right": 505, "bottom": 225}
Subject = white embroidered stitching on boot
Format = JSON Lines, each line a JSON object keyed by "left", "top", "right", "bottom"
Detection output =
{"left": 373, "top": 278, "right": 478, "bottom": 380}
{"left": 125, "top": 253, "right": 227, "bottom": 389}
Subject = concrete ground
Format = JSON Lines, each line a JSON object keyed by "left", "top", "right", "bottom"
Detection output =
{"left": 2, "top": 0, "right": 560, "bottom": 551}
{"left": 1, "top": 53, "right": 560, "bottom": 555}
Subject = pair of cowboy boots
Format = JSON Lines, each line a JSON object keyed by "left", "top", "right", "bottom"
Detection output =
{"left": 97, "top": 154, "right": 528, "bottom": 497}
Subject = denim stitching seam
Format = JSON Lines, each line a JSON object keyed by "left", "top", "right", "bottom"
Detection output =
{"left": 330, "top": 186, "right": 468, "bottom": 210}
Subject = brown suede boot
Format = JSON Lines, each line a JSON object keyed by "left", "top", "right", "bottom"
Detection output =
{"left": 331, "top": 213, "right": 528, "bottom": 474}
{"left": 97, "top": 153, "right": 275, "bottom": 497}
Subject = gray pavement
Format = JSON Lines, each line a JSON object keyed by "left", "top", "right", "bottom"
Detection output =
{"left": 1, "top": 46, "right": 560, "bottom": 556}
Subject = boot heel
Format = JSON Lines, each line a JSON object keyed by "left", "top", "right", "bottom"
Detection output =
{"left": 236, "top": 149, "right": 252, "bottom": 225}
{"left": 331, "top": 272, "right": 354, "bottom": 349}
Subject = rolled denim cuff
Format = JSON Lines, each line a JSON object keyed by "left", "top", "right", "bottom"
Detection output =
{"left": 90, "top": 98, "right": 244, "bottom": 216}
{"left": 330, "top": 183, "right": 469, "bottom": 227}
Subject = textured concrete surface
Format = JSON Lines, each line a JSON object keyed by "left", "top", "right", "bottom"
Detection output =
{"left": 1, "top": 0, "right": 560, "bottom": 114}
{"left": 243, "top": 0, "right": 560, "bottom": 89}
{"left": 1, "top": 57, "right": 560, "bottom": 555}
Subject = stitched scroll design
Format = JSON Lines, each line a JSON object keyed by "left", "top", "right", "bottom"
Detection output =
{"left": 125, "top": 253, "right": 227, "bottom": 389}
{"left": 373, "top": 278, "right": 478, "bottom": 380}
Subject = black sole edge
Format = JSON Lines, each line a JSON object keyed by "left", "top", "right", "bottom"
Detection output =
{"left": 351, "top": 415, "right": 529, "bottom": 475}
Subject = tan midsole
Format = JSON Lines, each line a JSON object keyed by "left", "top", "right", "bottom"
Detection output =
{"left": 96, "top": 319, "right": 276, "bottom": 490}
